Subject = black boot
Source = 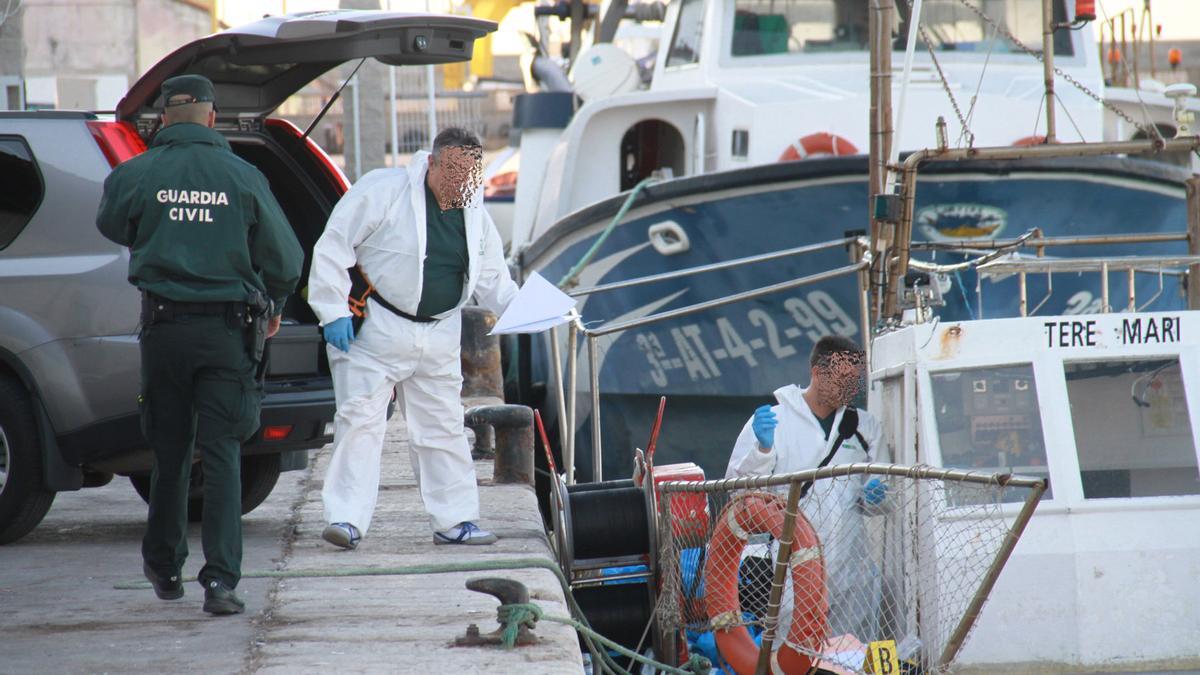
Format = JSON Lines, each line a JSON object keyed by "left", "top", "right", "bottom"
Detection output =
{"left": 202, "top": 579, "right": 245, "bottom": 615}
{"left": 143, "top": 562, "right": 184, "bottom": 600}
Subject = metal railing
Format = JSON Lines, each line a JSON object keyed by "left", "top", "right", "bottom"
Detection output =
{"left": 974, "top": 254, "right": 1200, "bottom": 317}
{"left": 875, "top": 137, "right": 1200, "bottom": 321}
{"left": 566, "top": 237, "right": 856, "bottom": 298}
{"left": 656, "top": 463, "right": 1048, "bottom": 674}
{"left": 549, "top": 239, "right": 868, "bottom": 484}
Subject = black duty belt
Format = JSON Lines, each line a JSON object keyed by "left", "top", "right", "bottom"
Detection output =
{"left": 142, "top": 292, "right": 243, "bottom": 317}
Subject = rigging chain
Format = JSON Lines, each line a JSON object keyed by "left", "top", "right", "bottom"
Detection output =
{"left": 918, "top": 22, "right": 976, "bottom": 147}
{"left": 946, "top": 0, "right": 1154, "bottom": 136}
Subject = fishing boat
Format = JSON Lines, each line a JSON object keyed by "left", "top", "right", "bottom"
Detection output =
{"left": 506, "top": 0, "right": 1199, "bottom": 484}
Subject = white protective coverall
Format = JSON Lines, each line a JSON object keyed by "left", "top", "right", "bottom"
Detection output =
{"left": 725, "top": 384, "right": 885, "bottom": 642}
{"left": 307, "top": 151, "right": 518, "bottom": 534}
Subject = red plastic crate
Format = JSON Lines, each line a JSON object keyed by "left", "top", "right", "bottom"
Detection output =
{"left": 653, "top": 462, "right": 709, "bottom": 539}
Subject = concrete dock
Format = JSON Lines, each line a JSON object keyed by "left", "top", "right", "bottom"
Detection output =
{"left": 0, "top": 417, "right": 584, "bottom": 674}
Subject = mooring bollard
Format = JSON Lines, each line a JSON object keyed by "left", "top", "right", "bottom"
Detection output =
{"left": 460, "top": 307, "right": 504, "bottom": 400}
{"left": 465, "top": 405, "right": 534, "bottom": 485}
{"left": 461, "top": 307, "right": 504, "bottom": 457}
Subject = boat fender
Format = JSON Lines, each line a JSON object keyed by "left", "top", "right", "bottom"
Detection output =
{"left": 779, "top": 132, "right": 859, "bottom": 161}
{"left": 704, "top": 494, "right": 828, "bottom": 675}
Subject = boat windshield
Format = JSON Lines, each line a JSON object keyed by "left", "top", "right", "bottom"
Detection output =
{"left": 729, "top": 0, "right": 1074, "bottom": 59}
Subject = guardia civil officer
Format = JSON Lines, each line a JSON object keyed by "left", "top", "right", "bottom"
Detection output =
{"left": 97, "top": 75, "right": 303, "bottom": 615}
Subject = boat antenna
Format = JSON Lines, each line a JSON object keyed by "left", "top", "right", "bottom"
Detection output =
{"left": 303, "top": 58, "right": 367, "bottom": 141}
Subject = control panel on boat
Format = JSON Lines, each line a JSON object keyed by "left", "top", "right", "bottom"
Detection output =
{"left": 931, "top": 365, "right": 1046, "bottom": 476}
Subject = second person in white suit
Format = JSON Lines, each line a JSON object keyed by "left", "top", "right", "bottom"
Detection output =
{"left": 726, "top": 335, "right": 887, "bottom": 641}
{"left": 306, "top": 128, "right": 518, "bottom": 549}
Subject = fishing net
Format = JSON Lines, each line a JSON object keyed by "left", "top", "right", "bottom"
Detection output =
{"left": 655, "top": 465, "right": 1042, "bottom": 674}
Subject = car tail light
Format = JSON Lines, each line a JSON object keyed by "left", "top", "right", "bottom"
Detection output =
{"left": 265, "top": 118, "right": 350, "bottom": 194}
{"left": 262, "top": 425, "right": 293, "bottom": 441}
{"left": 87, "top": 120, "right": 147, "bottom": 167}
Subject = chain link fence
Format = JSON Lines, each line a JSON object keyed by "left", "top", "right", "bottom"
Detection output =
{"left": 655, "top": 464, "right": 1045, "bottom": 674}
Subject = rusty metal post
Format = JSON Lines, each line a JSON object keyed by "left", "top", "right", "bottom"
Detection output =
{"left": 1041, "top": 0, "right": 1057, "bottom": 143}
{"left": 869, "top": 0, "right": 894, "bottom": 329}
{"left": 461, "top": 307, "right": 505, "bottom": 400}
{"left": 465, "top": 405, "right": 535, "bottom": 485}
{"left": 461, "top": 307, "right": 504, "bottom": 456}
{"left": 1188, "top": 177, "right": 1200, "bottom": 310}
{"left": 755, "top": 478, "right": 805, "bottom": 675}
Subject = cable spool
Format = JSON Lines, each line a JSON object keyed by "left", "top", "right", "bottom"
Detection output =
{"left": 569, "top": 485, "right": 648, "bottom": 559}
{"left": 572, "top": 582, "right": 655, "bottom": 651}
{"left": 553, "top": 478, "right": 655, "bottom": 578}
{"left": 548, "top": 473, "right": 662, "bottom": 661}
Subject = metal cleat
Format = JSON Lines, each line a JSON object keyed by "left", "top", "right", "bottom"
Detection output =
{"left": 455, "top": 577, "right": 539, "bottom": 647}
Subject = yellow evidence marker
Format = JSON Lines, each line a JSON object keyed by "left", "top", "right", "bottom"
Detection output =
{"left": 866, "top": 639, "right": 901, "bottom": 674}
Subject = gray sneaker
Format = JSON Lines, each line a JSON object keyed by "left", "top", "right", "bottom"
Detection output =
{"left": 433, "top": 521, "right": 498, "bottom": 545}
{"left": 322, "top": 522, "right": 361, "bottom": 550}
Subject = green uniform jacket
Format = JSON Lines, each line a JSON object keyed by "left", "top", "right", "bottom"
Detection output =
{"left": 96, "top": 123, "right": 302, "bottom": 315}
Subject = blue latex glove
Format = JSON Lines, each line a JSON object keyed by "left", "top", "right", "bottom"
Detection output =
{"left": 863, "top": 478, "right": 888, "bottom": 506}
{"left": 752, "top": 405, "right": 777, "bottom": 449}
{"left": 323, "top": 316, "right": 355, "bottom": 353}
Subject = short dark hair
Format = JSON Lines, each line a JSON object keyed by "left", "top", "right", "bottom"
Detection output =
{"left": 810, "top": 335, "right": 865, "bottom": 368}
{"left": 431, "top": 127, "right": 482, "bottom": 158}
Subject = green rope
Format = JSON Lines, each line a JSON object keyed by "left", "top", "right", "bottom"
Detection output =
{"left": 539, "top": 612, "right": 712, "bottom": 675}
{"left": 557, "top": 177, "right": 658, "bottom": 290}
{"left": 496, "top": 602, "right": 544, "bottom": 648}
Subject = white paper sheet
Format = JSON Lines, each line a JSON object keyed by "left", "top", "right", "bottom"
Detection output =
{"left": 489, "top": 271, "right": 578, "bottom": 335}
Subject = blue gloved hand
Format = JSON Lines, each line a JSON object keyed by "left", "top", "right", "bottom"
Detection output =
{"left": 751, "top": 405, "right": 777, "bottom": 449}
{"left": 323, "top": 316, "right": 355, "bottom": 353}
{"left": 863, "top": 478, "right": 888, "bottom": 506}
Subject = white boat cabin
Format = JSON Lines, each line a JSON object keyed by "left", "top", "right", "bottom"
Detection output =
{"left": 869, "top": 310, "right": 1200, "bottom": 669}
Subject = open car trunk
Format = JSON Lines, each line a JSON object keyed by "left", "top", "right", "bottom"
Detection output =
{"left": 226, "top": 118, "right": 345, "bottom": 381}
{"left": 113, "top": 10, "right": 497, "bottom": 383}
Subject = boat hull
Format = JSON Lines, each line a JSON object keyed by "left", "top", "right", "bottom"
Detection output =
{"left": 519, "top": 156, "right": 1192, "bottom": 481}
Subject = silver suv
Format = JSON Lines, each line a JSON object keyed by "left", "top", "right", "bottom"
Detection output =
{"left": 0, "top": 11, "right": 494, "bottom": 543}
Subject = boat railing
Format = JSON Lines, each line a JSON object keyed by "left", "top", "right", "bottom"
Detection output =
{"left": 565, "top": 236, "right": 858, "bottom": 298}
{"left": 553, "top": 239, "right": 869, "bottom": 483}
{"left": 876, "top": 136, "right": 1200, "bottom": 321}
{"left": 973, "top": 254, "right": 1200, "bottom": 318}
{"left": 904, "top": 228, "right": 1199, "bottom": 318}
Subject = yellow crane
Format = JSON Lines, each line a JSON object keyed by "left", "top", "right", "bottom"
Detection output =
{"left": 443, "top": 0, "right": 528, "bottom": 89}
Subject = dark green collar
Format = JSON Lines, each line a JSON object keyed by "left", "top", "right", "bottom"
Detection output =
{"left": 151, "top": 123, "right": 231, "bottom": 150}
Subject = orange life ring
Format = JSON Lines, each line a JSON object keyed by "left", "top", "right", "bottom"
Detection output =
{"left": 1013, "top": 135, "right": 1063, "bottom": 146}
{"left": 704, "top": 494, "right": 828, "bottom": 675}
{"left": 779, "top": 133, "right": 859, "bottom": 161}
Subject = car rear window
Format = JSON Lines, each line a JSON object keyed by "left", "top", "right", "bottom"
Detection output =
{"left": 0, "top": 137, "right": 44, "bottom": 250}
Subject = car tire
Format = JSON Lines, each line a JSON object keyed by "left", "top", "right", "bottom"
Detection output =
{"left": 129, "top": 453, "right": 282, "bottom": 521}
{"left": 237, "top": 454, "right": 281, "bottom": 517}
{"left": 0, "top": 376, "right": 57, "bottom": 545}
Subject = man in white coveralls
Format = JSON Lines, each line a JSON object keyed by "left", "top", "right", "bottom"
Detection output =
{"left": 307, "top": 128, "right": 517, "bottom": 549}
{"left": 726, "top": 335, "right": 887, "bottom": 641}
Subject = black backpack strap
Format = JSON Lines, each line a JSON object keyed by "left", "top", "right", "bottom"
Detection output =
{"left": 798, "top": 407, "right": 869, "bottom": 499}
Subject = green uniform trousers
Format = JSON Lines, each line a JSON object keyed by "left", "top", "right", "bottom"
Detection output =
{"left": 139, "top": 314, "right": 261, "bottom": 588}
